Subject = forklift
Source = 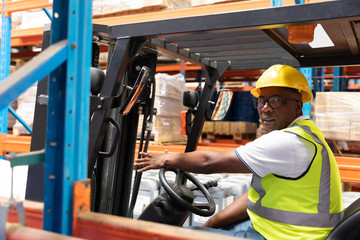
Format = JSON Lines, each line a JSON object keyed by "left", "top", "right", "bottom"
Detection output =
{"left": 23, "top": 1, "right": 360, "bottom": 238}
{"left": 87, "top": 41, "right": 232, "bottom": 225}
{"left": 26, "top": 27, "right": 233, "bottom": 227}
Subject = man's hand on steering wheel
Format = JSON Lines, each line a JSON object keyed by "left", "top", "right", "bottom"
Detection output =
{"left": 134, "top": 151, "right": 216, "bottom": 217}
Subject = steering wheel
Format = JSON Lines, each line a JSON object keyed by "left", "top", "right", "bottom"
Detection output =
{"left": 159, "top": 167, "right": 216, "bottom": 217}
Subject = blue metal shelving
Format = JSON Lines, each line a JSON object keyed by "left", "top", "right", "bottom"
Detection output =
{"left": 333, "top": 67, "right": 346, "bottom": 92}
{"left": 0, "top": 0, "right": 92, "bottom": 235}
{"left": 0, "top": 5, "right": 11, "bottom": 145}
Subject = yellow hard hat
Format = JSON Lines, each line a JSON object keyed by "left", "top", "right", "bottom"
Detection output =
{"left": 250, "top": 64, "right": 313, "bottom": 103}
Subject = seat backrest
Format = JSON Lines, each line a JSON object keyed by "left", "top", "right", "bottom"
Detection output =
{"left": 326, "top": 198, "right": 360, "bottom": 240}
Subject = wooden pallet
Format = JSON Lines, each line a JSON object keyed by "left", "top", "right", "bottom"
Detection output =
{"left": 202, "top": 132, "right": 256, "bottom": 141}
{"left": 203, "top": 121, "right": 258, "bottom": 138}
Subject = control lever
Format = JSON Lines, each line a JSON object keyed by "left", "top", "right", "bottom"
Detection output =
{"left": 191, "top": 180, "right": 218, "bottom": 191}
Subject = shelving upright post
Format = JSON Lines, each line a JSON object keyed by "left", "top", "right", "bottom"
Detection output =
{"left": 0, "top": 1, "right": 11, "bottom": 158}
{"left": 333, "top": 67, "right": 346, "bottom": 91}
{"left": 43, "top": 0, "right": 92, "bottom": 235}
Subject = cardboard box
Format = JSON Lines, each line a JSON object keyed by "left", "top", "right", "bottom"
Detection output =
{"left": 95, "top": 0, "right": 191, "bottom": 17}
{"left": 350, "top": 121, "right": 360, "bottom": 141}
{"left": 138, "top": 73, "right": 187, "bottom": 144}
{"left": 191, "top": 0, "right": 241, "bottom": 7}
{"left": 315, "top": 92, "right": 360, "bottom": 141}
{"left": 315, "top": 116, "right": 350, "bottom": 141}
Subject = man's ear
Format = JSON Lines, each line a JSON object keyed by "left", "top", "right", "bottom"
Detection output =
{"left": 297, "top": 101, "right": 303, "bottom": 115}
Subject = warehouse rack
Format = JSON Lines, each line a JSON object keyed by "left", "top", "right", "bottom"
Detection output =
{"left": 0, "top": 1, "right": 52, "bottom": 134}
{"left": 0, "top": 0, "right": 360, "bottom": 239}
{"left": 0, "top": 1, "right": 49, "bottom": 160}
{"left": 0, "top": 0, "right": 93, "bottom": 237}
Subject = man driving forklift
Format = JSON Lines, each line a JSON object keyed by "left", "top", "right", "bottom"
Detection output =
{"left": 134, "top": 64, "right": 343, "bottom": 240}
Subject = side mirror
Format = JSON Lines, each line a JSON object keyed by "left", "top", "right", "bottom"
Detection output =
{"left": 209, "top": 89, "right": 233, "bottom": 121}
{"left": 183, "top": 90, "right": 199, "bottom": 109}
{"left": 119, "top": 66, "right": 150, "bottom": 115}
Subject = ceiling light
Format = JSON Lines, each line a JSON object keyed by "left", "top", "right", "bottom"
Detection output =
{"left": 309, "top": 24, "right": 334, "bottom": 48}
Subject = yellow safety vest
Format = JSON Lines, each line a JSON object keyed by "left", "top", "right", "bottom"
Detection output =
{"left": 247, "top": 119, "right": 343, "bottom": 240}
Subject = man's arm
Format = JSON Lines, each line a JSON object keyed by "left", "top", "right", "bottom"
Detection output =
{"left": 203, "top": 192, "right": 249, "bottom": 228}
{"left": 134, "top": 150, "right": 250, "bottom": 174}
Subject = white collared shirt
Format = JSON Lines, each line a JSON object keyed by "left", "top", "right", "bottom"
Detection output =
{"left": 235, "top": 116, "right": 316, "bottom": 178}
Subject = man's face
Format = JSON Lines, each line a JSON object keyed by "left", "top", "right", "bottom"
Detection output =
{"left": 257, "top": 87, "right": 302, "bottom": 133}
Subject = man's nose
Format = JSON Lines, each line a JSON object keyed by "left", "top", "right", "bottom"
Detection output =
{"left": 261, "top": 101, "right": 272, "bottom": 111}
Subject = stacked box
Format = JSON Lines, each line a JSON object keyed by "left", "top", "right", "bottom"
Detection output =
{"left": 191, "top": 0, "right": 242, "bottom": 7}
{"left": 350, "top": 122, "right": 360, "bottom": 141}
{"left": 11, "top": 9, "right": 52, "bottom": 30}
{"left": 94, "top": 0, "right": 191, "bottom": 17}
{"left": 8, "top": 61, "right": 26, "bottom": 130}
{"left": 314, "top": 92, "right": 360, "bottom": 141}
{"left": 92, "top": 0, "right": 104, "bottom": 16}
{"left": 152, "top": 73, "right": 187, "bottom": 144}
{"left": 7, "top": 101, "right": 17, "bottom": 131}
{"left": 12, "top": 83, "right": 37, "bottom": 135}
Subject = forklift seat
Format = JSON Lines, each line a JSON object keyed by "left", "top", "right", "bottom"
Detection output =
{"left": 326, "top": 198, "right": 360, "bottom": 240}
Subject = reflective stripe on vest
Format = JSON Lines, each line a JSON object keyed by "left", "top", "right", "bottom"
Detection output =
{"left": 247, "top": 122, "right": 343, "bottom": 228}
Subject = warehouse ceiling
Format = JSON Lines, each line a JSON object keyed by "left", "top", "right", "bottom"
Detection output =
{"left": 93, "top": 0, "right": 360, "bottom": 70}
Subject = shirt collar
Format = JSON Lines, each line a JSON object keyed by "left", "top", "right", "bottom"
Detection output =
{"left": 288, "top": 115, "right": 309, "bottom": 128}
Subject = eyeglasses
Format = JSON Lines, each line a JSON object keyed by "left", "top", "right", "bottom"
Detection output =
{"left": 253, "top": 96, "right": 300, "bottom": 109}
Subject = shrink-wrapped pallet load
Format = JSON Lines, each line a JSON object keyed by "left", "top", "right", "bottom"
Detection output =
{"left": 12, "top": 84, "right": 37, "bottom": 135}
{"left": 315, "top": 92, "right": 360, "bottom": 141}
{"left": 94, "top": 0, "right": 191, "bottom": 17}
{"left": 152, "top": 73, "right": 188, "bottom": 144}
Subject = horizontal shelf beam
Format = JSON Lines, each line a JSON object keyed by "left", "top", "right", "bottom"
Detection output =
{"left": 156, "top": 63, "right": 201, "bottom": 73}
{"left": 0, "top": 134, "right": 30, "bottom": 156}
{"left": 11, "top": 27, "right": 45, "bottom": 47}
{"left": 0, "top": 0, "right": 52, "bottom": 13}
{"left": 336, "top": 156, "right": 360, "bottom": 184}
{"left": 6, "top": 0, "right": 331, "bottom": 47}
